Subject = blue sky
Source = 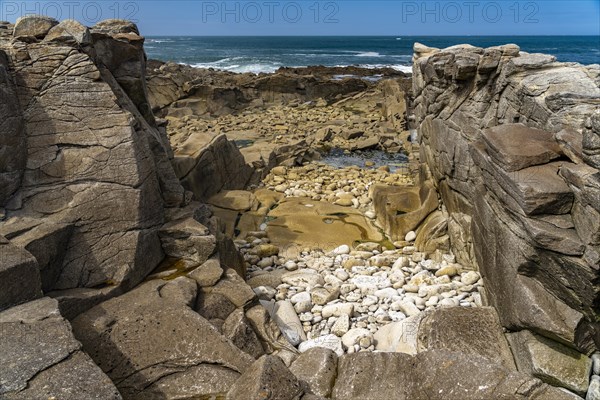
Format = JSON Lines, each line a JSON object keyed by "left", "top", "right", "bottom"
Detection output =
{"left": 1, "top": 1, "right": 599, "bottom": 36}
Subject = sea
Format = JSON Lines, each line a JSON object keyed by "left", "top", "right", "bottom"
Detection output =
{"left": 144, "top": 36, "right": 600, "bottom": 74}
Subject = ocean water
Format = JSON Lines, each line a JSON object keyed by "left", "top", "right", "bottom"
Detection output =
{"left": 145, "top": 36, "right": 600, "bottom": 74}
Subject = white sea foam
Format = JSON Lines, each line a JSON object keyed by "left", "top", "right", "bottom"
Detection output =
{"left": 355, "top": 64, "right": 413, "bottom": 73}
{"left": 190, "top": 60, "right": 281, "bottom": 74}
{"left": 355, "top": 51, "right": 382, "bottom": 57}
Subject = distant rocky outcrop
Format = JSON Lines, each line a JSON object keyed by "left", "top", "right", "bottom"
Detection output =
{"left": 145, "top": 60, "right": 408, "bottom": 118}
{"left": 413, "top": 42, "right": 600, "bottom": 390}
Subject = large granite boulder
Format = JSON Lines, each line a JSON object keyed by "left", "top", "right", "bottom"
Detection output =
{"left": 226, "top": 355, "right": 303, "bottom": 400}
{"left": 0, "top": 17, "right": 191, "bottom": 318}
{"left": 174, "top": 133, "right": 255, "bottom": 201}
{"left": 413, "top": 42, "right": 600, "bottom": 355}
{"left": 72, "top": 279, "right": 255, "bottom": 399}
{"left": 371, "top": 181, "right": 438, "bottom": 241}
{"left": 0, "top": 297, "right": 122, "bottom": 399}
{"left": 332, "top": 351, "right": 581, "bottom": 400}
{"left": 417, "top": 307, "right": 516, "bottom": 370}
{"left": 507, "top": 330, "right": 593, "bottom": 396}
{"left": 13, "top": 15, "right": 58, "bottom": 39}
{"left": 289, "top": 347, "right": 338, "bottom": 398}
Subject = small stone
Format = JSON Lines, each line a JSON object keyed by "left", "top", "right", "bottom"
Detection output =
{"left": 257, "top": 257, "right": 274, "bottom": 268}
{"left": 331, "top": 314, "right": 350, "bottom": 336}
{"left": 439, "top": 298, "right": 458, "bottom": 307}
{"left": 284, "top": 261, "right": 298, "bottom": 271}
{"left": 294, "top": 301, "right": 313, "bottom": 313}
{"left": 322, "top": 303, "right": 354, "bottom": 318}
{"left": 461, "top": 271, "right": 480, "bottom": 285}
{"left": 253, "top": 286, "right": 276, "bottom": 300}
{"left": 392, "top": 257, "right": 409, "bottom": 270}
{"left": 331, "top": 245, "right": 350, "bottom": 255}
{"left": 435, "top": 265, "right": 459, "bottom": 277}
{"left": 394, "top": 300, "right": 421, "bottom": 317}
{"left": 341, "top": 328, "right": 373, "bottom": 349}
{"left": 404, "top": 231, "right": 416, "bottom": 242}
{"left": 365, "top": 211, "right": 376, "bottom": 219}
{"left": 311, "top": 287, "right": 339, "bottom": 306}
{"left": 253, "top": 244, "right": 280, "bottom": 258}
{"left": 335, "top": 270, "right": 350, "bottom": 281}
{"left": 298, "top": 334, "right": 344, "bottom": 357}
{"left": 290, "top": 291, "right": 311, "bottom": 305}
{"left": 592, "top": 353, "right": 600, "bottom": 375}
{"left": 375, "top": 288, "right": 398, "bottom": 299}
{"left": 299, "top": 313, "right": 314, "bottom": 322}
{"left": 587, "top": 376, "right": 600, "bottom": 400}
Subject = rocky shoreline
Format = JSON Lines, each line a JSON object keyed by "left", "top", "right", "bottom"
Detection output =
{"left": 0, "top": 15, "right": 598, "bottom": 400}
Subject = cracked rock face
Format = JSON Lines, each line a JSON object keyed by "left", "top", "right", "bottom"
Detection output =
{"left": 0, "top": 297, "right": 122, "bottom": 399}
{"left": 71, "top": 279, "right": 255, "bottom": 399}
{"left": 413, "top": 42, "right": 600, "bottom": 354}
{"left": 0, "top": 17, "right": 186, "bottom": 315}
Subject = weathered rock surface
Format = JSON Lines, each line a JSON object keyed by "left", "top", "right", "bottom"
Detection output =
{"left": 333, "top": 351, "right": 582, "bottom": 400}
{"left": 413, "top": 42, "right": 600, "bottom": 355}
{"left": 0, "top": 236, "right": 42, "bottom": 310}
{"left": 72, "top": 279, "right": 255, "bottom": 399}
{"left": 14, "top": 15, "right": 57, "bottom": 38}
{"left": 290, "top": 347, "right": 338, "bottom": 398}
{"left": 0, "top": 17, "right": 188, "bottom": 318}
{"left": 0, "top": 297, "right": 121, "bottom": 399}
{"left": 226, "top": 355, "right": 304, "bottom": 400}
{"left": 417, "top": 307, "right": 516, "bottom": 370}
{"left": 507, "top": 330, "right": 593, "bottom": 395}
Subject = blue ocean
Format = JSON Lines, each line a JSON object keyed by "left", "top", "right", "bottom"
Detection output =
{"left": 145, "top": 36, "right": 600, "bottom": 74}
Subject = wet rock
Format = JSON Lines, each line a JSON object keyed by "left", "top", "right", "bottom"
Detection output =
{"left": 282, "top": 270, "right": 325, "bottom": 288}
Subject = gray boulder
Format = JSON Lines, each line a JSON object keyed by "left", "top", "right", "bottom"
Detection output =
{"left": 72, "top": 280, "right": 255, "bottom": 399}
{"left": 227, "top": 355, "right": 303, "bottom": 400}
{"left": 0, "top": 297, "right": 121, "bottom": 399}
{"left": 14, "top": 15, "right": 58, "bottom": 39}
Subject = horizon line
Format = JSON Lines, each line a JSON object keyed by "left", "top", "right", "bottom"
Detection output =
{"left": 144, "top": 34, "right": 600, "bottom": 37}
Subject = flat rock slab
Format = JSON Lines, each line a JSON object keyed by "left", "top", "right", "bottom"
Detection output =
{"left": 507, "top": 330, "right": 592, "bottom": 396}
{"left": 208, "top": 190, "right": 259, "bottom": 212}
{"left": 266, "top": 197, "right": 384, "bottom": 257}
{"left": 72, "top": 279, "right": 254, "bottom": 399}
{"left": 0, "top": 297, "right": 121, "bottom": 399}
{"left": 417, "top": 307, "right": 516, "bottom": 370}
{"left": 482, "top": 124, "right": 562, "bottom": 172}
{"left": 332, "top": 350, "right": 581, "bottom": 400}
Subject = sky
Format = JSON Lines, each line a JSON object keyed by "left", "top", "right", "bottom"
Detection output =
{"left": 1, "top": 0, "right": 599, "bottom": 36}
